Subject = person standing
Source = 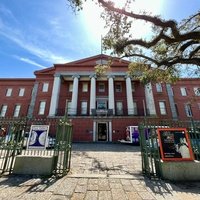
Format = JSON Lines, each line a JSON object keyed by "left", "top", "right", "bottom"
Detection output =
{"left": 176, "top": 137, "right": 190, "bottom": 158}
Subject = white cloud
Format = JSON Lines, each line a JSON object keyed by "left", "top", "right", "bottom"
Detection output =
{"left": 0, "top": 4, "right": 72, "bottom": 64}
{"left": 0, "top": 4, "right": 16, "bottom": 20}
{"left": 14, "top": 56, "right": 46, "bottom": 69}
{"left": 0, "top": 24, "right": 71, "bottom": 64}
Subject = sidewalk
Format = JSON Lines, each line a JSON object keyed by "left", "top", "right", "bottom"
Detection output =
{"left": 0, "top": 143, "right": 199, "bottom": 200}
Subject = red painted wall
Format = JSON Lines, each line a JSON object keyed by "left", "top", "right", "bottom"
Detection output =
{"left": 0, "top": 79, "right": 35, "bottom": 117}
{"left": 71, "top": 118, "right": 93, "bottom": 141}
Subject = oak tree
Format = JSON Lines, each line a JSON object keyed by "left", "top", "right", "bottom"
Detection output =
{"left": 67, "top": 0, "right": 200, "bottom": 83}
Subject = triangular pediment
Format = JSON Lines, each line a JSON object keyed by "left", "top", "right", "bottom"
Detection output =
{"left": 34, "top": 67, "right": 55, "bottom": 75}
{"left": 65, "top": 54, "right": 130, "bottom": 66}
{"left": 34, "top": 54, "right": 130, "bottom": 76}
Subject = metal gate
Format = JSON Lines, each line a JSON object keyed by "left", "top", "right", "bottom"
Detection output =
{"left": 0, "top": 118, "right": 26, "bottom": 174}
{"left": 139, "top": 123, "right": 161, "bottom": 178}
{"left": 139, "top": 119, "right": 200, "bottom": 179}
{"left": 53, "top": 118, "right": 73, "bottom": 175}
{"left": 0, "top": 117, "right": 73, "bottom": 176}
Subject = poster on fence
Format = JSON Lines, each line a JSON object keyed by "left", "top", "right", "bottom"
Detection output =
{"left": 157, "top": 128, "right": 194, "bottom": 161}
{"left": 27, "top": 125, "right": 49, "bottom": 149}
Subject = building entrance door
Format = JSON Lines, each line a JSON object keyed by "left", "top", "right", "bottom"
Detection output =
{"left": 97, "top": 123, "right": 108, "bottom": 141}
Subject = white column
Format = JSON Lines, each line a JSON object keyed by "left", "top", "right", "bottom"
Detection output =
{"left": 108, "top": 75, "right": 115, "bottom": 115}
{"left": 90, "top": 74, "right": 96, "bottom": 115}
{"left": 109, "top": 121, "right": 112, "bottom": 142}
{"left": 125, "top": 76, "right": 134, "bottom": 115}
{"left": 49, "top": 75, "right": 61, "bottom": 116}
{"left": 145, "top": 83, "right": 156, "bottom": 115}
{"left": 93, "top": 121, "right": 96, "bottom": 142}
{"left": 70, "top": 75, "right": 80, "bottom": 115}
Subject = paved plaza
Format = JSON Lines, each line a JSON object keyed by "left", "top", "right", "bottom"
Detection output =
{"left": 0, "top": 143, "right": 200, "bottom": 199}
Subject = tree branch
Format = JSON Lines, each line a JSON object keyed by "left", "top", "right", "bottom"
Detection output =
{"left": 189, "top": 46, "right": 200, "bottom": 58}
{"left": 179, "top": 12, "right": 200, "bottom": 30}
{"left": 98, "top": 0, "right": 180, "bottom": 36}
{"left": 123, "top": 53, "right": 200, "bottom": 67}
{"left": 122, "top": 53, "right": 160, "bottom": 65}
{"left": 180, "top": 40, "right": 199, "bottom": 52}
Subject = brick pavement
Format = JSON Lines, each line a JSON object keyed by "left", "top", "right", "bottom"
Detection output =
{"left": 0, "top": 143, "right": 199, "bottom": 200}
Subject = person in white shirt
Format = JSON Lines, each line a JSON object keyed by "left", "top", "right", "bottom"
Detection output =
{"left": 176, "top": 137, "right": 190, "bottom": 158}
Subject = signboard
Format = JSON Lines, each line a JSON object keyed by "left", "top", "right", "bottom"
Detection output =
{"left": 27, "top": 125, "right": 49, "bottom": 149}
{"left": 130, "top": 126, "right": 139, "bottom": 144}
{"left": 157, "top": 128, "right": 194, "bottom": 161}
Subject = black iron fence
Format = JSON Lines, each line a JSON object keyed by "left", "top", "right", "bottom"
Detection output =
{"left": 0, "top": 117, "right": 72, "bottom": 176}
{"left": 139, "top": 119, "right": 200, "bottom": 179}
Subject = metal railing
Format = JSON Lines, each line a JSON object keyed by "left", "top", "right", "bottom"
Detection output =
{"left": 0, "top": 117, "right": 72, "bottom": 176}
{"left": 56, "top": 108, "right": 148, "bottom": 117}
{"left": 139, "top": 119, "right": 200, "bottom": 179}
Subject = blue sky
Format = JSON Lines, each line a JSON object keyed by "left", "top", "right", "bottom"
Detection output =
{"left": 0, "top": 0, "right": 199, "bottom": 78}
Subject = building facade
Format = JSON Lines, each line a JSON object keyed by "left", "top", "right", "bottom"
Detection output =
{"left": 0, "top": 54, "right": 200, "bottom": 142}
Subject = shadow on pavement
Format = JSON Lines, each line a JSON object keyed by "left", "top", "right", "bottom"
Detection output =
{"left": 72, "top": 142, "right": 140, "bottom": 152}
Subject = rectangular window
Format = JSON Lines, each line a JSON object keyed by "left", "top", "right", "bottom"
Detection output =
{"left": 133, "top": 101, "right": 138, "bottom": 115}
{"left": 159, "top": 101, "right": 167, "bottom": 115}
{"left": 13, "top": 105, "right": 21, "bottom": 117}
{"left": 194, "top": 87, "right": 200, "bottom": 96}
{"left": 42, "top": 83, "right": 49, "bottom": 92}
{"left": 185, "top": 104, "right": 193, "bottom": 117}
{"left": 132, "top": 82, "right": 135, "bottom": 92}
{"left": 67, "top": 101, "right": 72, "bottom": 114}
{"left": 180, "top": 87, "right": 187, "bottom": 96}
{"left": 156, "top": 83, "right": 162, "bottom": 92}
{"left": 6, "top": 88, "right": 12, "bottom": 97}
{"left": 115, "top": 83, "right": 122, "bottom": 92}
{"left": 69, "top": 83, "right": 73, "bottom": 92}
{"left": 97, "top": 100, "right": 107, "bottom": 109}
{"left": 81, "top": 101, "right": 87, "bottom": 115}
{"left": 175, "top": 104, "right": 179, "bottom": 116}
{"left": 19, "top": 88, "right": 25, "bottom": 96}
{"left": 116, "top": 101, "right": 123, "bottom": 115}
{"left": 38, "top": 101, "right": 46, "bottom": 115}
{"left": 82, "top": 83, "right": 88, "bottom": 92}
{"left": 99, "top": 83, "right": 105, "bottom": 92}
{"left": 0, "top": 105, "right": 7, "bottom": 117}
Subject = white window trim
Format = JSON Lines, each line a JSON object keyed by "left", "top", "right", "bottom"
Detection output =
{"left": 185, "top": 104, "right": 193, "bottom": 117}
{"left": 42, "top": 83, "right": 49, "bottom": 92}
{"left": 6, "top": 88, "right": 12, "bottom": 97}
{"left": 133, "top": 101, "right": 138, "bottom": 115}
{"left": 81, "top": 101, "right": 88, "bottom": 115}
{"left": 69, "top": 83, "right": 73, "bottom": 92}
{"left": 19, "top": 88, "right": 25, "bottom": 96}
{"left": 156, "top": 83, "right": 162, "bottom": 92}
{"left": 116, "top": 101, "right": 123, "bottom": 115}
{"left": 82, "top": 83, "right": 88, "bottom": 92}
{"left": 180, "top": 87, "right": 187, "bottom": 96}
{"left": 38, "top": 101, "right": 46, "bottom": 115}
{"left": 159, "top": 101, "right": 167, "bottom": 115}
{"left": 0, "top": 105, "right": 8, "bottom": 117}
{"left": 67, "top": 101, "right": 72, "bottom": 114}
{"left": 13, "top": 105, "right": 21, "bottom": 117}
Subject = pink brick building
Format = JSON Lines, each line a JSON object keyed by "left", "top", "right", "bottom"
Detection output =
{"left": 0, "top": 54, "right": 200, "bottom": 142}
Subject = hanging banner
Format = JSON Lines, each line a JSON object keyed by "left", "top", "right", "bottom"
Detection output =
{"left": 27, "top": 125, "right": 49, "bottom": 149}
{"left": 157, "top": 128, "right": 194, "bottom": 161}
